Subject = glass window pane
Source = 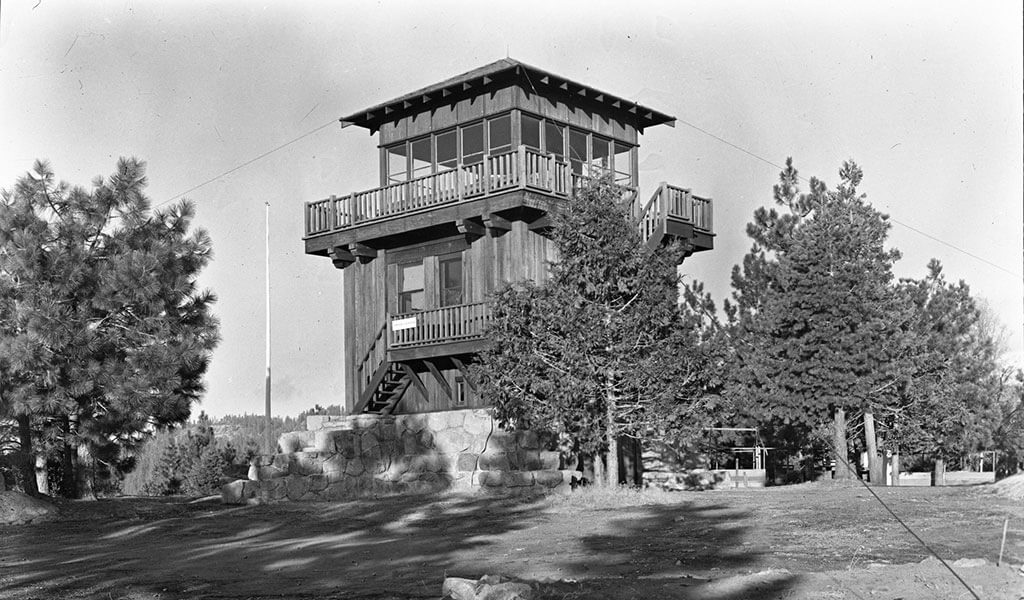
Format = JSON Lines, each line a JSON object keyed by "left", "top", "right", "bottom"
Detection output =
{"left": 436, "top": 130, "right": 457, "bottom": 171}
{"left": 400, "top": 263, "right": 424, "bottom": 292}
{"left": 521, "top": 114, "right": 541, "bottom": 151}
{"left": 614, "top": 141, "right": 633, "bottom": 184}
{"left": 569, "top": 129, "right": 588, "bottom": 174}
{"left": 386, "top": 144, "right": 407, "bottom": 183}
{"left": 488, "top": 115, "right": 512, "bottom": 154}
{"left": 440, "top": 256, "right": 463, "bottom": 307}
{"left": 545, "top": 122, "right": 565, "bottom": 159}
{"left": 591, "top": 136, "right": 611, "bottom": 174}
{"left": 461, "top": 122, "right": 484, "bottom": 164}
{"left": 399, "top": 290, "right": 424, "bottom": 314}
{"left": 410, "top": 137, "right": 432, "bottom": 179}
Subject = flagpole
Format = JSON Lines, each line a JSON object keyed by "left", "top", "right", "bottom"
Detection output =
{"left": 265, "top": 200, "right": 273, "bottom": 455}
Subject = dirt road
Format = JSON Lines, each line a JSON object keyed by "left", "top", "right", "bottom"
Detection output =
{"left": 1, "top": 482, "right": 1021, "bottom": 599}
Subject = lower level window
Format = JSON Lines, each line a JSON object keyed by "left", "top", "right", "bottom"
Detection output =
{"left": 398, "top": 262, "right": 424, "bottom": 313}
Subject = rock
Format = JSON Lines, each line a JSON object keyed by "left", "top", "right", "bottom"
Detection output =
{"left": 463, "top": 411, "right": 493, "bottom": 436}
{"left": 285, "top": 476, "right": 309, "bottom": 499}
{"left": 306, "top": 415, "right": 326, "bottom": 431}
{"left": 533, "top": 470, "right": 564, "bottom": 488}
{"left": 441, "top": 577, "right": 477, "bottom": 600}
{"left": 0, "top": 491, "right": 56, "bottom": 525}
{"left": 457, "top": 453, "right": 480, "bottom": 472}
{"left": 538, "top": 451, "right": 560, "bottom": 470}
{"left": 220, "top": 480, "right": 256, "bottom": 505}
{"left": 294, "top": 452, "right": 323, "bottom": 475}
{"left": 474, "top": 471, "right": 504, "bottom": 487}
{"left": 442, "top": 576, "right": 533, "bottom": 600}
{"left": 478, "top": 452, "right": 510, "bottom": 472}
{"left": 502, "top": 471, "right": 534, "bottom": 487}
{"left": 277, "top": 430, "right": 313, "bottom": 453}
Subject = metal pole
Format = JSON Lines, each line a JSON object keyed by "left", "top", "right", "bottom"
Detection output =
{"left": 264, "top": 201, "right": 273, "bottom": 455}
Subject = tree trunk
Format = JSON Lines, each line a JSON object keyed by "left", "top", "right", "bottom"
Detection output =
{"left": 58, "top": 416, "right": 81, "bottom": 499}
{"left": 863, "top": 411, "right": 883, "bottom": 485}
{"left": 891, "top": 452, "right": 901, "bottom": 486}
{"left": 77, "top": 444, "right": 95, "bottom": 499}
{"left": 833, "top": 408, "right": 850, "bottom": 479}
{"left": 16, "top": 415, "right": 39, "bottom": 497}
{"left": 604, "top": 363, "right": 619, "bottom": 487}
{"left": 933, "top": 458, "right": 945, "bottom": 487}
{"left": 593, "top": 451, "right": 605, "bottom": 487}
{"left": 35, "top": 454, "right": 50, "bottom": 496}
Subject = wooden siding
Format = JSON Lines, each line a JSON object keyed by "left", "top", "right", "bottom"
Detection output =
{"left": 380, "top": 87, "right": 516, "bottom": 146}
{"left": 342, "top": 221, "right": 555, "bottom": 413}
{"left": 514, "top": 84, "right": 638, "bottom": 144}
{"left": 378, "top": 83, "right": 637, "bottom": 147}
{"left": 342, "top": 252, "right": 388, "bottom": 413}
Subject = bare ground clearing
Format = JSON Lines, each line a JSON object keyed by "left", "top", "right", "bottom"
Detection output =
{"left": 1, "top": 482, "right": 1022, "bottom": 599}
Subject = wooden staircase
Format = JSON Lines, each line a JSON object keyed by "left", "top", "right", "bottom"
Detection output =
{"left": 355, "top": 361, "right": 411, "bottom": 414}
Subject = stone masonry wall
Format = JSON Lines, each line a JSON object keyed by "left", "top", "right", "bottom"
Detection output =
{"left": 222, "top": 408, "right": 581, "bottom": 504}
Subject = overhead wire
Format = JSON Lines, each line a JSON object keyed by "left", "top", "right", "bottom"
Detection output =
{"left": 155, "top": 118, "right": 338, "bottom": 210}
{"left": 671, "top": 116, "right": 1023, "bottom": 280}
{"left": 832, "top": 449, "right": 982, "bottom": 600}
{"left": 150, "top": 73, "right": 1017, "bottom": 282}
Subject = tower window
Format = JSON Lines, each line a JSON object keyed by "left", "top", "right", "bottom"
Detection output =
{"left": 439, "top": 255, "right": 463, "bottom": 307}
{"left": 521, "top": 114, "right": 541, "bottom": 151}
{"left": 461, "top": 123, "right": 484, "bottom": 165}
{"left": 488, "top": 115, "right": 512, "bottom": 154}
{"left": 398, "top": 262, "right": 424, "bottom": 314}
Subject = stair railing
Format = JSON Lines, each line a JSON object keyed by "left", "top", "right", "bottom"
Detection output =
{"left": 356, "top": 322, "right": 388, "bottom": 401}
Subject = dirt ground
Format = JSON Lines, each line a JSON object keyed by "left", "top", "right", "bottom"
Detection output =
{"left": 1, "top": 481, "right": 1022, "bottom": 599}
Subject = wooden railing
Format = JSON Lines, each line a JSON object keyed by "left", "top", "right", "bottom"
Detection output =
{"left": 305, "top": 146, "right": 580, "bottom": 237}
{"left": 389, "top": 301, "right": 492, "bottom": 349}
{"left": 356, "top": 322, "right": 388, "bottom": 399}
{"left": 306, "top": 149, "right": 713, "bottom": 244}
{"left": 632, "top": 182, "right": 714, "bottom": 245}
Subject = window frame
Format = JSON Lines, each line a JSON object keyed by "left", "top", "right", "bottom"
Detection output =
{"left": 438, "top": 253, "right": 464, "bottom": 308}
{"left": 397, "top": 261, "right": 425, "bottom": 314}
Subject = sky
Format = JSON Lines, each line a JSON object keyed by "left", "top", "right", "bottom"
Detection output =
{"left": 1, "top": 1, "right": 1021, "bottom": 419}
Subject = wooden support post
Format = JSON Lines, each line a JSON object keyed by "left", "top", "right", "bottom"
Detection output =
{"left": 400, "top": 363, "right": 430, "bottom": 401}
{"left": 329, "top": 246, "right": 355, "bottom": 270}
{"left": 349, "top": 243, "right": 378, "bottom": 262}
{"left": 528, "top": 214, "right": 553, "bottom": 233}
{"left": 482, "top": 213, "right": 511, "bottom": 237}
{"left": 424, "top": 360, "right": 453, "bottom": 402}
{"left": 328, "top": 194, "right": 337, "bottom": 231}
{"left": 457, "top": 219, "right": 485, "bottom": 238}
{"left": 451, "top": 357, "right": 477, "bottom": 392}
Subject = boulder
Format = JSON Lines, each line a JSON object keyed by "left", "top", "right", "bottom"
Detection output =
{"left": 442, "top": 577, "right": 477, "bottom": 600}
{"left": 221, "top": 480, "right": 257, "bottom": 505}
{"left": 0, "top": 491, "right": 56, "bottom": 525}
{"left": 441, "top": 576, "right": 534, "bottom": 600}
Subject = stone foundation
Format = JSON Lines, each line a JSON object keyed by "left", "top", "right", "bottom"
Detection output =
{"left": 222, "top": 409, "right": 580, "bottom": 504}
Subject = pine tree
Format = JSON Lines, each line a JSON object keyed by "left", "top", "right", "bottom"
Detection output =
{"left": 889, "top": 261, "right": 1004, "bottom": 478}
{"left": 727, "top": 159, "right": 908, "bottom": 480}
{"left": 0, "top": 158, "right": 220, "bottom": 497}
{"left": 476, "top": 178, "right": 713, "bottom": 485}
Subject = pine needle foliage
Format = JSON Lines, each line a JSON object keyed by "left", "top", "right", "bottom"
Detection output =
{"left": 0, "top": 158, "right": 220, "bottom": 497}
{"left": 475, "top": 178, "right": 714, "bottom": 460}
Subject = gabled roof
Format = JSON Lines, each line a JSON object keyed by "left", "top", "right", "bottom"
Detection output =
{"left": 339, "top": 58, "right": 676, "bottom": 133}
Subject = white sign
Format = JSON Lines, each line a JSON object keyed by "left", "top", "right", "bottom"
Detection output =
{"left": 392, "top": 316, "right": 418, "bottom": 331}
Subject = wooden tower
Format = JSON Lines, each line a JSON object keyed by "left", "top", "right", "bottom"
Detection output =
{"left": 303, "top": 59, "right": 714, "bottom": 415}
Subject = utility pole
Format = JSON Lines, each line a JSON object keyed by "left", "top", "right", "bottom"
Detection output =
{"left": 265, "top": 200, "right": 273, "bottom": 455}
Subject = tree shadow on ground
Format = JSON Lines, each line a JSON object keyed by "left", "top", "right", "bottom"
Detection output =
{"left": 0, "top": 488, "right": 800, "bottom": 600}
